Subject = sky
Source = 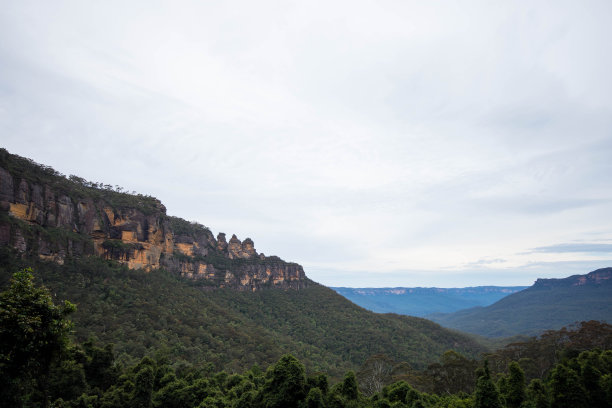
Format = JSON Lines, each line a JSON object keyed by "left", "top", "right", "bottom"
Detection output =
{"left": 1, "top": 1, "right": 612, "bottom": 287}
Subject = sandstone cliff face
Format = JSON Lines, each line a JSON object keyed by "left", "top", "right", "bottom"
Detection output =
{"left": 533, "top": 268, "right": 612, "bottom": 288}
{"left": 0, "top": 154, "right": 307, "bottom": 291}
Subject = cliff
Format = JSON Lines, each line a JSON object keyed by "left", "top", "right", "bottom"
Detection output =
{"left": 532, "top": 267, "right": 612, "bottom": 289}
{"left": 0, "top": 148, "right": 307, "bottom": 290}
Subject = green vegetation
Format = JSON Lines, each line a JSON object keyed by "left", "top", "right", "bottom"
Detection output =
{"left": 0, "top": 148, "right": 162, "bottom": 215}
{"left": 166, "top": 216, "right": 210, "bottom": 237}
{"left": 430, "top": 268, "right": 612, "bottom": 337}
{"left": 0, "top": 268, "right": 76, "bottom": 407}
{"left": 0, "top": 249, "right": 484, "bottom": 379}
{"left": 210, "top": 282, "right": 484, "bottom": 371}
{"left": 2, "top": 269, "right": 611, "bottom": 407}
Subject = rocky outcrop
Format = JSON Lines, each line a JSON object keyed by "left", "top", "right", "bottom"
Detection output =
{"left": 533, "top": 268, "right": 612, "bottom": 289}
{"left": 0, "top": 150, "right": 308, "bottom": 291}
{"left": 227, "top": 234, "right": 257, "bottom": 259}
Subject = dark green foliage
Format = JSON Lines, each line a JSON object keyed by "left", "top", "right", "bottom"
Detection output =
{"left": 524, "top": 379, "right": 549, "bottom": 408}
{"left": 426, "top": 350, "right": 478, "bottom": 395}
{"left": 385, "top": 381, "right": 412, "bottom": 403}
{"left": 47, "top": 348, "right": 88, "bottom": 402}
{"left": 0, "top": 268, "right": 76, "bottom": 407}
{"left": 485, "top": 320, "right": 612, "bottom": 381}
{"left": 549, "top": 363, "right": 586, "bottom": 408}
{"left": 305, "top": 387, "right": 325, "bottom": 408}
{"left": 154, "top": 378, "right": 194, "bottom": 408}
{"left": 166, "top": 216, "right": 210, "bottom": 238}
{"left": 603, "top": 373, "right": 612, "bottom": 407}
{"left": 307, "top": 373, "right": 330, "bottom": 396}
{"left": 131, "top": 363, "right": 155, "bottom": 408}
{"left": 578, "top": 350, "right": 608, "bottom": 407}
{"left": 473, "top": 361, "right": 502, "bottom": 408}
{"left": 500, "top": 361, "right": 525, "bottom": 408}
{"left": 0, "top": 147, "right": 67, "bottom": 191}
{"left": 82, "top": 341, "right": 119, "bottom": 391}
{"left": 0, "top": 253, "right": 302, "bottom": 372}
{"left": 371, "top": 400, "right": 392, "bottom": 408}
{"left": 1, "top": 278, "right": 611, "bottom": 408}
{"left": 259, "top": 354, "right": 307, "bottom": 407}
{"left": 0, "top": 250, "right": 485, "bottom": 379}
{"left": 211, "top": 280, "right": 485, "bottom": 374}
{"left": 340, "top": 371, "right": 359, "bottom": 400}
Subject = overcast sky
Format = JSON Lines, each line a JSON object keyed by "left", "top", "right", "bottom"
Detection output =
{"left": 1, "top": 1, "right": 611, "bottom": 287}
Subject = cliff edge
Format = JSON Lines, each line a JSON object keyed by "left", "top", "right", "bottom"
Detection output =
{"left": 0, "top": 148, "right": 307, "bottom": 290}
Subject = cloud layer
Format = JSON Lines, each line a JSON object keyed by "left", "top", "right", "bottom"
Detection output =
{"left": 1, "top": 1, "right": 611, "bottom": 286}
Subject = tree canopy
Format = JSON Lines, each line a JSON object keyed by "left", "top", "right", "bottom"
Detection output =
{"left": 0, "top": 268, "right": 75, "bottom": 407}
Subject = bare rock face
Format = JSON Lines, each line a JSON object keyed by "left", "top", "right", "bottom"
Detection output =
{"left": 15, "top": 179, "right": 28, "bottom": 204}
{"left": 0, "top": 167, "right": 14, "bottom": 202}
{"left": 14, "top": 230, "right": 26, "bottom": 253}
{"left": 242, "top": 238, "right": 256, "bottom": 258}
{"left": 227, "top": 234, "right": 241, "bottom": 259}
{"left": 222, "top": 261, "right": 306, "bottom": 291}
{"left": 0, "top": 152, "right": 309, "bottom": 291}
{"left": 226, "top": 235, "right": 258, "bottom": 260}
{"left": 217, "top": 233, "right": 228, "bottom": 253}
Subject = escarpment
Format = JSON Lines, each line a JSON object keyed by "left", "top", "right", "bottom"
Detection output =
{"left": 0, "top": 149, "right": 307, "bottom": 290}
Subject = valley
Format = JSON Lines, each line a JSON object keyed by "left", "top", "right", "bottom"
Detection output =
{"left": 332, "top": 286, "right": 528, "bottom": 317}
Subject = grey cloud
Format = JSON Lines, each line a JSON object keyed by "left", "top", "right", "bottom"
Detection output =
{"left": 464, "top": 258, "right": 506, "bottom": 268}
{"left": 481, "top": 198, "right": 609, "bottom": 216}
{"left": 530, "top": 243, "right": 612, "bottom": 254}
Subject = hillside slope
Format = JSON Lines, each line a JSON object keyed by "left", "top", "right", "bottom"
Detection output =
{"left": 0, "top": 148, "right": 487, "bottom": 376}
{"left": 429, "top": 268, "right": 612, "bottom": 337}
{"left": 0, "top": 249, "right": 486, "bottom": 378}
{"left": 332, "top": 286, "right": 527, "bottom": 317}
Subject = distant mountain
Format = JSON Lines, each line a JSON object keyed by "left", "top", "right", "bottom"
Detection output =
{"left": 428, "top": 268, "right": 612, "bottom": 337}
{"left": 332, "top": 286, "right": 527, "bottom": 317}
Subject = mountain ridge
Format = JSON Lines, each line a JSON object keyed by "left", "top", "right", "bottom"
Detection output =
{"left": 532, "top": 267, "right": 612, "bottom": 288}
{"left": 332, "top": 285, "right": 528, "bottom": 317}
{"left": 429, "top": 267, "right": 612, "bottom": 337}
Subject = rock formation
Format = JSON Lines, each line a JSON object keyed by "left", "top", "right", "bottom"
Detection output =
{"left": 0, "top": 148, "right": 307, "bottom": 291}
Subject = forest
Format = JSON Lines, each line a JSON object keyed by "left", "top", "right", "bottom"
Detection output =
{"left": 0, "top": 249, "right": 484, "bottom": 378}
{"left": 2, "top": 268, "right": 611, "bottom": 408}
